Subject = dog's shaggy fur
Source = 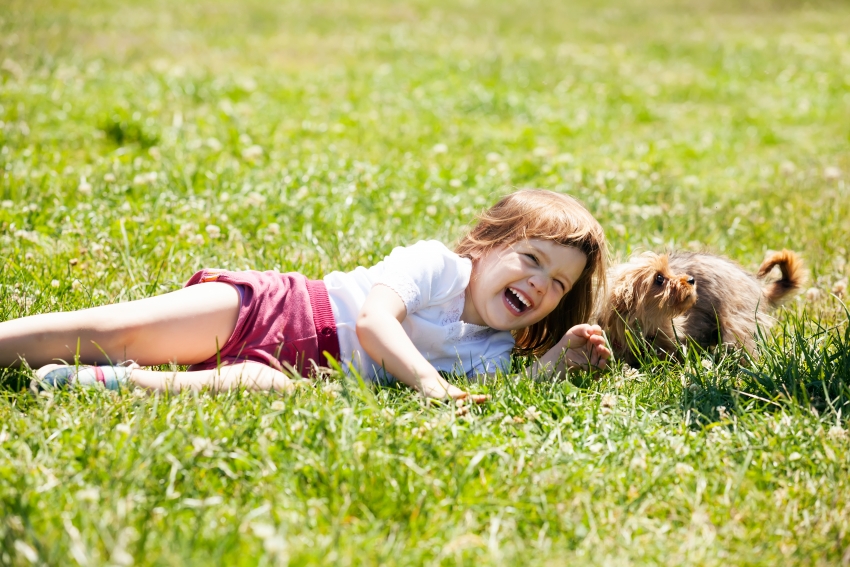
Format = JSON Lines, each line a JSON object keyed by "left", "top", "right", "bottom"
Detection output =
{"left": 598, "top": 249, "right": 805, "bottom": 365}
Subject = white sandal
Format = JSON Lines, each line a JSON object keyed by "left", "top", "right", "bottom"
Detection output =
{"left": 31, "top": 362, "right": 139, "bottom": 391}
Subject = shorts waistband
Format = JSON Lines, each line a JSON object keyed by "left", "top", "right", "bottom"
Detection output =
{"left": 304, "top": 279, "right": 340, "bottom": 365}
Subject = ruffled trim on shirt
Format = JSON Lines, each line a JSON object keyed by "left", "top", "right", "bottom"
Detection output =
{"left": 446, "top": 323, "right": 499, "bottom": 345}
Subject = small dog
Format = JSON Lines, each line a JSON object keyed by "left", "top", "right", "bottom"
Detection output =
{"left": 598, "top": 249, "right": 805, "bottom": 366}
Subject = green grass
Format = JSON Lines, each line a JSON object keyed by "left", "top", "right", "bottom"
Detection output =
{"left": 1, "top": 0, "right": 850, "bottom": 564}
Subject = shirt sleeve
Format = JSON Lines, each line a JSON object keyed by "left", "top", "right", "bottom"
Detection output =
{"left": 374, "top": 240, "right": 472, "bottom": 315}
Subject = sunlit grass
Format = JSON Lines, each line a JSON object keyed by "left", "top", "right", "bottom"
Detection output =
{"left": 1, "top": 0, "right": 849, "bottom": 564}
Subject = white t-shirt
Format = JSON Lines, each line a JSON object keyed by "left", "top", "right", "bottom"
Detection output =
{"left": 323, "top": 240, "right": 515, "bottom": 384}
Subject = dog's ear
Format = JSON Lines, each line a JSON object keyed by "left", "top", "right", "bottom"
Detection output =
{"left": 629, "top": 256, "right": 664, "bottom": 303}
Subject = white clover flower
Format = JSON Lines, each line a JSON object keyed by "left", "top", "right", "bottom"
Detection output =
{"left": 630, "top": 455, "right": 647, "bottom": 470}
{"left": 205, "top": 224, "right": 221, "bottom": 239}
{"left": 716, "top": 406, "right": 728, "bottom": 420}
{"left": 115, "top": 423, "right": 131, "bottom": 435}
{"left": 832, "top": 279, "right": 847, "bottom": 298}
{"left": 271, "top": 400, "right": 286, "bottom": 411}
{"left": 589, "top": 442, "right": 605, "bottom": 453}
{"left": 192, "top": 436, "right": 216, "bottom": 458}
{"left": 449, "top": 179, "right": 462, "bottom": 188}
{"left": 674, "top": 462, "right": 693, "bottom": 476}
{"left": 622, "top": 365, "right": 640, "bottom": 379}
{"left": 805, "top": 287, "right": 823, "bottom": 302}
{"left": 8, "top": 515, "right": 23, "bottom": 531}
{"left": 104, "top": 173, "right": 116, "bottom": 182}
{"left": 524, "top": 406, "right": 541, "bottom": 421}
{"left": 133, "top": 172, "right": 157, "bottom": 185}
{"left": 486, "top": 152, "right": 501, "bottom": 163}
{"left": 779, "top": 161, "right": 796, "bottom": 176}
{"left": 824, "top": 166, "right": 841, "bottom": 180}
{"left": 251, "top": 523, "right": 276, "bottom": 539}
{"left": 246, "top": 192, "right": 266, "bottom": 206}
{"left": 788, "top": 451, "right": 802, "bottom": 461}
{"left": 77, "top": 177, "right": 92, "bottom": 195}
{"left": 601, "top": 393, "right": 617, "bottom": 408}
{"left": 432, "top": 143, "right": 448, "bottom": 154}
{"left": 242, "top": 145, "right": 264, "bottom": 160}
{"left": 827, "top": 425, "right": 847, "bottom": 440}
{"left": 263, "top": 534, "right": 288, "bottom": 559}
{"left": 76, "top": 487, "right": 100, "bottom": 501}
{"left": 50, "top": 279, "right": 60, "bottom": 288}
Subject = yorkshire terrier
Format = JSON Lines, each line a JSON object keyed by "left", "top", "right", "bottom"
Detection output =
{"left": 598, "top": 249, "right": 805, "bottom": 366}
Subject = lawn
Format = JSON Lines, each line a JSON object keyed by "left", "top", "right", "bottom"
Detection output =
{"left": 1, "top": 0, "right": 849, "bottom": 564}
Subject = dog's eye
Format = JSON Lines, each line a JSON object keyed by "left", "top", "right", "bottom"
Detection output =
{"left": 654, "top": 273, "right": 665, "bottom": 285}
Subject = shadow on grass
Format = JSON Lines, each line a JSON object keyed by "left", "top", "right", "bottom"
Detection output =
{"left": 0, "top": 368, "right": 33, "bottom": 392}
{"left": 602, "top": 305, "right": 850, "bottom": 424}
{"left": 743, "top": 307, "right": 850, "bottom": 413}
{"left": 681, "top": 308, "right": 850, "bottom": 423}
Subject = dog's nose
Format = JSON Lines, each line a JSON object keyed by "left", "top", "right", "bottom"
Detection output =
{"left": 686, "top": 276, "right": 695, "bottom": 286}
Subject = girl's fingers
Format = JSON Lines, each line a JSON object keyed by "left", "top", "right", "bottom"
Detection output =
{"left": 448, "top": 386, "right": 489, "bottom": 404}
{"left": 467, "top": 393, "right": 490, "bottom": 404}
{"left": 421, "top": 381, "right": 488, "bottom": 404}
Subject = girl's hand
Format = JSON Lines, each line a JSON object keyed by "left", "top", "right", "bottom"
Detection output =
{"left": 531, "top": 323, "right": 610, "bottom": 380}
{"left": 561, "top": 324, "right": 610, "bottom": 370}
{"left": 418, "top": 375, "right": 489, "bottom": 404}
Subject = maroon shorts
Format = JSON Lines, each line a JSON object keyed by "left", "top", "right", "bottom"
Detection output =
{"left": 184, "top": 269, "right": 340, "bottom": 377}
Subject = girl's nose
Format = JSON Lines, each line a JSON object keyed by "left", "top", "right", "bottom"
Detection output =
{"left": 528, "top": 274, "right": 548, "bottom": 294}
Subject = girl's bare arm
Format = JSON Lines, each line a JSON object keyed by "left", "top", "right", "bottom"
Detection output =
{"left": 356, "top": 285, "right": 487, "bottom": 402}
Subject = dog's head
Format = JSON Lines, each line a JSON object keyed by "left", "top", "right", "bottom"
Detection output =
{"left": 610, "top": 253, "right": 698, "bottom": 324}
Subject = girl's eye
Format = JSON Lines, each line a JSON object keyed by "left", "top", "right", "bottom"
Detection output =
{"left": 524, "top": 253, "right": 540, "bottom": 265}
{"left": 654, "top": 273, "right": 665, "bottom": 285}
{"left": 554, "top": 279, "right": 565, "bottom": 293}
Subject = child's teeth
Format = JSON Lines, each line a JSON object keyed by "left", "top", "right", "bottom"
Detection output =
{"left": 510, "top": 288, "right": 530, "bottom": 307}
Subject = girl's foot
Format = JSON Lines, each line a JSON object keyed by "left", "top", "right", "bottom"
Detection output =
{"left": 31, "top": 362, "right": 140, "bottom": 392}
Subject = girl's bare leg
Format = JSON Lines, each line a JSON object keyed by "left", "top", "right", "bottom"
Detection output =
{"left": 35, "top": 361, "right": 297, "bottom": 393}
{"left": 1, "top": 283, "right": 240, "bottom": 368}
{"left": 130, "top": 361, "right": 297, "bottom": 393}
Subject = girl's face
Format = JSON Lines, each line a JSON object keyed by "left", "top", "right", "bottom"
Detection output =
{"left": 462, "top": 239, "right": 587, "bottom": 331}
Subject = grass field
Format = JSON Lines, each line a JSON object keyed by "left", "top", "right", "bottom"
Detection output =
{"left": 2, "top": 0, "right": 850, "bottom": 564}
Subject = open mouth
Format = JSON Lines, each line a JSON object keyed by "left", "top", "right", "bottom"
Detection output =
{"left": 504, "top": 287, "right": 531, "bottom": 314}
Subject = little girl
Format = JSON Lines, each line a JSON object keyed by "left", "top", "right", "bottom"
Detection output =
{"left": 1, "top": 189, "right": 610, "bottom": 401}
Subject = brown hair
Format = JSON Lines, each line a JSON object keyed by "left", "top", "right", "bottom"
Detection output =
{"left": 455, "top": 189, "right": 608, "bottom": 356}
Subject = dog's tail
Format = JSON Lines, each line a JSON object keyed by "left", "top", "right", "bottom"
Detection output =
{"left": 757, "top": 249, "right": 805, "bottom": 308}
